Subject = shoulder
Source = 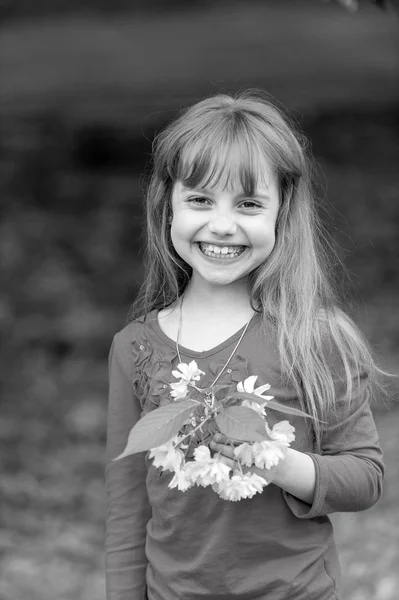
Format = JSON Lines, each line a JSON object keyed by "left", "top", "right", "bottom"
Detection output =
{"left": 113, "top": 317, "right": 146, "bottom": 350}
{"left": 111, "top": 311, "right": 158, "bottom": 373}
{"left": 317, "top": 307, "right": 371, "bottom": 398}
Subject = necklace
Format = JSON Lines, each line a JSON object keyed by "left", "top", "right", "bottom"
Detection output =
{"left": 175, "top": 296, "right": 252, "bottom": 390}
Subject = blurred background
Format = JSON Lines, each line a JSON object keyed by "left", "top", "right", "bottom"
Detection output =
{"left": 0, "top": 0, "right": 398, "bottom": 599}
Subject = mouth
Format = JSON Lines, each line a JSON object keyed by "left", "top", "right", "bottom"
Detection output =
{"left": 195, "top": 242, "right": 247, "bottom": 259}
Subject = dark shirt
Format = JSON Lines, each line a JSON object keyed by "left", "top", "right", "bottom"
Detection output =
{"left": 105, "top": 311, "right": 384, "bottom": 600}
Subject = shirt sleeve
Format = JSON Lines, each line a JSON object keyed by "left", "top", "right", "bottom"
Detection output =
{"left": 283, "top": 373, "right": 384, "bottom": 519}
{"left": 105, "top": 332, "right": 151, "bottom": 600}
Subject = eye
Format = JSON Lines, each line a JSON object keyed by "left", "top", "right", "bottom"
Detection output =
{"left": 240, "top": 200, "right": 261, "bottom": 210}
{"left": 187, "top": 196, "right": 210, "bottom": 206}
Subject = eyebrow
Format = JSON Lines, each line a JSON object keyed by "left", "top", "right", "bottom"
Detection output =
{"left": 181, "top": 186, "right": 270, "bottom": 200}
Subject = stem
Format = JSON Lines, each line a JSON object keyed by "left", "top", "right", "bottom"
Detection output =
{"left": 210, "top": 391, "right": 215, "bottom": 410}
{"left": 175, "top": 415, "right": 212, "bottom": 449}
{"left": 189, "top": 383, "right": 208, "bottom": 395}
{"left": 235, "top": 459, "right": 244, "bottom": 475}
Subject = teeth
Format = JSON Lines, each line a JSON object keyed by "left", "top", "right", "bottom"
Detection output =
{"left": 198, "top": 243, "right": 245, "bottom": 258}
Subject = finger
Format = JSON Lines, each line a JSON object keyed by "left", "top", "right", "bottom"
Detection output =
{"left": 210, "top": 441, "right": 235, "bottom": 458}
{"left": 218, "top": 455, "right": 235, "bottom": 469}
{"left": 213, "top": 433, "right": 227, "bottom": 443}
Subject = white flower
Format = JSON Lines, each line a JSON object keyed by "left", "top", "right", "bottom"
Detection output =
{"left": 215, "top": 470, "right": 268, "bottom": 501}
{"left": 170, "top": 380, "right": 189, "bottom": 400}
{"left": 170, "top": 361, "right": 205, "bottom": 399}
{"left": 241, "top": 399, "right": 267, "bottom": 417}
{"left": 171, "top": 361, "right": 204, "bottom": 385}
{"left": 251, "top": 440, "right": 287, "bottom": 470}
{"left": 149, "top": 439, "right": 183, "bottom": 473}
{"left": 193, "top": 445, "right": 212, "bottom": 462}
{"left": 237, "top": 376, "right": 274, "bottom": 401}
{"left": 187, "top": 460, "right": 231, "bottom": 487}
{"left": 233, "top": 442, "right": 255, "bottom": 467}
{"left": 185, "top": 445, "right": 231, "bottom": 487}
{"left": 241, "top": 472, "right": 269, "bottom": 497}
{"left": 168, "top": 466, "right": 194, "bottom": 491}
{"left": 268, "top": 420, "right": 296, "bottom": 444}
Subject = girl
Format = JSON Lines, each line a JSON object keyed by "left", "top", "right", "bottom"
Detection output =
{"left": 106, "top": 91, "right": 384, "bottom": 600}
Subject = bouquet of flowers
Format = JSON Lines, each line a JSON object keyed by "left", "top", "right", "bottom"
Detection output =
{"left": 115, "top": 361, "right": 309, "bottom": 501}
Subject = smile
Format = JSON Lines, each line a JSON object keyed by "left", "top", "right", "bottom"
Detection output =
{"left": 196, "top": 242, "right": 246, "bottom": 259}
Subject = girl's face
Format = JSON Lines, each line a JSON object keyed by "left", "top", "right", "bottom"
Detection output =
{"left": 170, "top": 163, "right": 280, "bottom": 292}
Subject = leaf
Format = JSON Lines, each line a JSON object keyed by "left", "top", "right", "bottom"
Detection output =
{"left": 232, "top": 391, "right": 314, "bottom": 419}
{"left": 215, "top": 405, "right": 269, "bottom": 442}
{"left": 114, "top": 399, "right": 199, "bottom": 459}
{"left": 232, "top": 391, "right": 270, "bottom": 404}
{"left": 213, "top": 385, "right": 233, "bottom": 401}
{"left": 266, "top": 399, "right": 316, "bottom": 419}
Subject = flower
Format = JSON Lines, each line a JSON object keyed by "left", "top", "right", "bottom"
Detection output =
{"left": 170, "top": 380, "right": 190, "bottom": 400}
{"left": 143, "top": 362, "right": 296, "bottom": 502}
{"left": 149, "top": 438, "right": 184, "bottom": 472}
{"left": 215, "top": 470, "right": 268, "bottom": 501}
{"left": 237, "top": 376, "right": 274, "bottom": 401}
{"left": 251, "top": 439, "right": 287, "bottom": 470}
{"left": 170, "top": 361, "right": 205, "bottom": 400}
{"left": 193, "top": 445, "right": 212, "bottom": 462}
{"left": 241, "top": 399, "right": 267, "bottom": 417}
{"left": 172, "top": 361, "right": 204, "bottom": 385}
{"left": 268, "top": 420, "right": 296, "bottom": 444}
{"left": 168, "top": 466, "right": 194, "bottom": 492}
{"left": 185, "top": 445, "right": 231, "bottom": 487}
{"left": 233, "top": 442, "right": 255, "bottom": 467}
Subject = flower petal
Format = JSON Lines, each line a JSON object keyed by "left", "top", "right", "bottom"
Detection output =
{"left": 243, "top": 375, "right": 258, "bottom": 393}
{"left": 254, "top": 383, "right": 272, "bottom": 397}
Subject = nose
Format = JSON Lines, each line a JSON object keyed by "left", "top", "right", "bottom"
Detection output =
{"left": 208, "top": 211, "right": 237, "bottom": 237}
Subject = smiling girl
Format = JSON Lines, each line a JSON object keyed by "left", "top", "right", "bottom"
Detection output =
{"left": 105, "top": 92, "right": 384, "bottom": 600}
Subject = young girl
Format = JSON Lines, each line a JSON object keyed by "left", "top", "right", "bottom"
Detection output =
{"left": 106, "top": 91, "right": 384, "bottom": 600}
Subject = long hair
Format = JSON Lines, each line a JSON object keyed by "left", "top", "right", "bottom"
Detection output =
{"left": 129, "top": 90, "right": 384, "bottom": 446}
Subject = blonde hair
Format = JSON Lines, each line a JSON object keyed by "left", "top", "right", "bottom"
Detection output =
{"left": 129, "top": 90, "right": 384, "bottom": 447}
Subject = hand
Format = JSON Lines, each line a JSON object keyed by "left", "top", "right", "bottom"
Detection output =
{"left": 209, "top": 432, "right": 281, "bottom": 484}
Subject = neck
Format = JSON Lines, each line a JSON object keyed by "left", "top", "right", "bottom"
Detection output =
{"left": 182, "top": 277, "right": 254, "bottom": 319}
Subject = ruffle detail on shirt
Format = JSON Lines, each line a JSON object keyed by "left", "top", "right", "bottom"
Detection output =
{"left": 131, "top": 324, "right": 179, "bottom": 414}
{"left": 207, "top": 354, "right": 249, "bottom": 387}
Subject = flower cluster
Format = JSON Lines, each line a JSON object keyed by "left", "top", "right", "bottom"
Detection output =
{"left": 148, "top": 361, "right": 296, "bottom": 502}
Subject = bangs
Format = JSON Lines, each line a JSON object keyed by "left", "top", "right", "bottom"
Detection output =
{"left": 168, "top": 116, "right": 275, "bottom": 196}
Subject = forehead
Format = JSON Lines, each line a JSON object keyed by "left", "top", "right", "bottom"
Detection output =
{"left": 173, "top": 136, "right": 277, "bottom": 197}
{"left": 175, "top": 180, "right": 272, "bottom": 197}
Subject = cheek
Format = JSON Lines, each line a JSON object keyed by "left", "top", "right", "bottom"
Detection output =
{"left": 253, "top": 222, "right": 276, "bottom": 251}
{"left": 170, "top": 219, "right": 192, "bottom": 256}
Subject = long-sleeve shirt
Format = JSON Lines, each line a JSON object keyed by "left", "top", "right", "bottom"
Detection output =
{"left": 105, "top": 311, "right": 384, "bottom": 600}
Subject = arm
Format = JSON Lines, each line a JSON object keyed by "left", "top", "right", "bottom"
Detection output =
{"left": 282, "top": 376, "right": 384, "bottom": 518}
{"left": 106, "top": 335, "right": 151, "bottom": 600}
{"left": 272, "top": 448, "right": 316, "bottom": 504}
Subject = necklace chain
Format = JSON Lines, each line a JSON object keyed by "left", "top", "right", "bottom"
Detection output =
{"left": 176, "top": 296, "right": 252, "bottom": 389}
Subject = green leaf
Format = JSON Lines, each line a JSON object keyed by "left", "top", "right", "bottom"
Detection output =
{"left": 114, "top": 399, "right": 199, "bottom": 459}
{"left": 215, "top": 405, "right": 270, "bottom": 442}
{"left": 232, "top": 391, "right": 314, "bottom": 419}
